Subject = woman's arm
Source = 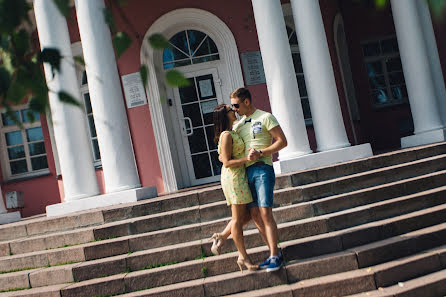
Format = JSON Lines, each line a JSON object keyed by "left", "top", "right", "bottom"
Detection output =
{"left": 220, "top": 132, "right": 249, "bottom": 168}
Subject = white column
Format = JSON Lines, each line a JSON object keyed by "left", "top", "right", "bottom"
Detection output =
{"left": 251, "top": 0, "right": 312, "bottom": 160}
{"left": 416, "top": 0, "right": 446, "bottom": 126}
{"left": 34, "top": 0, "right": 100, "bottom": 200}
{"left": 290, "top": 0, "right": 350, "bottom": 152}
{"left": 75, "top": 0, "right": 140, "bottom": 192}
{"left": 391, "top": 0, "right": 445, "bottom": 147}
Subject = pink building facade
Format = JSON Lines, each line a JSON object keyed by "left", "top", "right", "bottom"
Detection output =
{"left": 1, "top": 0, "right": 445, "bottom": 219}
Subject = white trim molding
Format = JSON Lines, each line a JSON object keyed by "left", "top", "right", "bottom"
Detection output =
{"left": 140, "top": 8, "right": 244, "bottom": 193}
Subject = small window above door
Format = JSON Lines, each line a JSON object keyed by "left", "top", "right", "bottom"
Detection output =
{"left": 163, "top": 30, "right": 220, "bottom": 69}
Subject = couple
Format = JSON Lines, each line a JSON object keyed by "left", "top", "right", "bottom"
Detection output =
{"left": 211, "top": 87, "right": 287, "bottom": 272}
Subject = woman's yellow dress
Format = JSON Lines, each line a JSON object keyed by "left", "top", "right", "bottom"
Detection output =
{"left": 218, "top": 131, "right": 253, "bottom": 205}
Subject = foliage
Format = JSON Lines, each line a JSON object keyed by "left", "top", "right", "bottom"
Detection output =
{"left": 0, "top": 0, "right": 188, "bottom": 128}
{"left": 359, "top": 0, "right": 446, "bottom": 19}
{"left": 1, "top": 0, "right": 443, "bottom": 127}
{"left": 0, "top": 0, "right": 50, "bottom": 127}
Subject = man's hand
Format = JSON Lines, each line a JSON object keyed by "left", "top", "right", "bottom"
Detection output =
{"left": 248, "top": 148, "right": 260, "bottom": 161}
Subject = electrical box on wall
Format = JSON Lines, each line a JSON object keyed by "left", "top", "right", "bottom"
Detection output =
{"left": 6, "top": 191, "right": 24, "bottom": 209}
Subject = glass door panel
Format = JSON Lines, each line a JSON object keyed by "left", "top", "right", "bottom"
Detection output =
{"left": 174, "top": 68, "right": 223, "bottom": 186}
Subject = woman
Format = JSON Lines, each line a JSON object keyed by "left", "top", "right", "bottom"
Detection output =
{"left": 211, "top": 104, "right": 258, "bottom": 272}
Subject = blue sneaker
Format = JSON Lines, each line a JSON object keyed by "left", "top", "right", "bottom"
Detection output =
{"left": 266, "top": 256, "right": 283, "bottom": 272}
{"left": 259, "top": 256, "right": 272, "bottom": 270}
{"left": 259, "top": 252, "right": 283, "bottom": 270}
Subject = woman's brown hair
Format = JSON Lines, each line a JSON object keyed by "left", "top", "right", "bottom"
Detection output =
{"left": 213, "top": 104, "right": 230, "bottom": 144}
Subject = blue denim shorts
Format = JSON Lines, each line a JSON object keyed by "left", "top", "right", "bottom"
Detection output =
{"left": 246, "top": 163, "right": 275, "bottom": 208}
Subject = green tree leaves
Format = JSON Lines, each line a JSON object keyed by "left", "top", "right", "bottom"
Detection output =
{"left": 0, "top": 0, "right": 30, "bottom": 34}
{"left": 372, "top": 0, "right": 446, "bottom": 17}
{"left": 39, "top": 48, "right": 61, "bottom": 77}
{"left": 139, "top": 65, "right": 148, "bottom": 88}
{"left": 147, "top": 34, "right": 190, "bottom": 88}
{"left": 165, "top": 70, "right": 190, "bottom": 87}
{"left": 148, "top": 34, "right": 170, "bottom": 50}
{"left": 428, "top": 0, "right": 446, "bottom": 18}
{"left": 58, "top": 91, "right": 81, "bottom": 107}
{"left": 113, "top": 32, "right": 132, "bottom": 58}
{"left": 52, "top": 0, "right": 70, "bottom": 18}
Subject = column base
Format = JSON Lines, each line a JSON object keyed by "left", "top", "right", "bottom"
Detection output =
{"left": 273, "top": 143, "right": 373, "bottom": 174}
{"left": 401, "top": 128, "right": 446, "bottom": 148}
{"left": 0, "top": 211, "right": 21, "bottom": 225}
{"left": 46, "top": 186, "right": 157, "bottom": 217}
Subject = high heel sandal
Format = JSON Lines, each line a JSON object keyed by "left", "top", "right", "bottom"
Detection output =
{"left": 210, "top": 233, "right": 226, "bottom": 255}
{"left": 237, "top": 255, "right": 259, "bottom": 272}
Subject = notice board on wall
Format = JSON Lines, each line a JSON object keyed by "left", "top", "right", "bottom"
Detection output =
{"left": 122, "top": 72, "right": 147, "bottom": 108}
{"left": 240, "top": 51, "right": 266, "bottom": 85}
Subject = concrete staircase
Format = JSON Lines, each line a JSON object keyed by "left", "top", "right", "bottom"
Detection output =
{"left": 1, "top": 142, "right": 446, "bottom": 297}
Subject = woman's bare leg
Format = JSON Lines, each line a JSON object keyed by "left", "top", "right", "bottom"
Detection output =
{"left": 231, "top": 204, "right": 249, "bottom": 260}
{"left": 218, "top": 209, "right": 268, "bottom": 245}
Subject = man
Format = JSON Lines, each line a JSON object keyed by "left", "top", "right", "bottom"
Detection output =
{"left": 231, "top": 87, "right": 287, "bottom": 272}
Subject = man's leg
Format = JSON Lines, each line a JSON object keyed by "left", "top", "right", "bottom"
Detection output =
{"left": 249, "top": 164, "right": 283, "bottom": 271}
{"left": 248, "top": 206, "right": 268, "bottom": 245}
{"left": 259, "top": 206, "right": 279, "bottom": 257}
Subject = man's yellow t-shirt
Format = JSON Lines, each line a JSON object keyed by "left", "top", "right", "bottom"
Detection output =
{"left": 233, "top": 109, "right": 279, "bottom": 167}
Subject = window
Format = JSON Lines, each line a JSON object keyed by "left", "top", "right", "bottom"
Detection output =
{"left": 162, "top": 30, "right": 219, "bottom": 69}
{"left": 79, "top": 70, "right": 101, "bottom": 165}
{"left": 0, "top": 107, "right": 49, "bottom": 179}
{"left": 287, "top": 26, "right": 312, "bottom": 125}
{"left": 362, "top": 37, "right": 408, "bottom": 107}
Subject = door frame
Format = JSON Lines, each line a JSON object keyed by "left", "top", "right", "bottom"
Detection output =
{"left": 140, "top": 8, "right": 244, "bottom": 192}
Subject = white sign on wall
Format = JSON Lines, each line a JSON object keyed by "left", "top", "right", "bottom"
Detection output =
{"left": 122, "top": 72, "right": 147, "bottom": 108}
{"left": 240, "top": 51, "right": 266, "bottom": 85}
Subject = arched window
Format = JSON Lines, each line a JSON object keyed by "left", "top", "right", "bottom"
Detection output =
{"left": 163, "top": 30, "right": 219, "bottom": 69}
{"left": 286, "top": 25, "right": 312, "bottom": 124}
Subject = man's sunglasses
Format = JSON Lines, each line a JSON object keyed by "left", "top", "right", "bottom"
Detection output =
{"left": 231, "top": 103, "right": 240, "bottom": 109}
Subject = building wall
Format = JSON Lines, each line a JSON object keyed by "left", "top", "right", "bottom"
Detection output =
{"left": 340, "top": 1, "right": 414, "bottom": 151}
{"left": 2, "top": 0, "right": 446, "bottom": 217}
{"left": 0, "top": 116, "right": 61, "bottom": 217}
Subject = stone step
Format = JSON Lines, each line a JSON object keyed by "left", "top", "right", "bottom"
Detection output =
{"left": 60, "top": 156, "right": 446, "bottom": 243}
{"left": 3, "top": 155, "right": 445, "bottom": 259}
{"left": 52, "top": 222, "right": 446, "bottom": 297}
{"left": 0, "top": 284, "right": 69, "bottom": 297}
{"left": 228, "top": 251, "right": 446, "bottom": 297}
{"left": 274, "top": 153, "right": 446, "bottom": 207}
{"left": 1, "top": 142, "right": 444, "bottom": 243}
{"left": 274, "top": 141, "right": 446, "bottom": 189}
{"left": 345, "top": 269, "right": 446, "bottom": 297}
{"left": 2, "top": 189, "right": 446, "bottom": 293}
{"left": 1, "top": 177, "right": 445, "bottom": 275}
{"left": 0, "top": 185, "right": 225, "bottom": 243}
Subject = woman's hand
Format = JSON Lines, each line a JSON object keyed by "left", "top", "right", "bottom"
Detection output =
{"left": 247, "top": 148, "right": 260, "bottom": 161}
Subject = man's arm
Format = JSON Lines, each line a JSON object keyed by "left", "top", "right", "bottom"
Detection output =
{"left": 249, "top": 125, "right": 287, "bottom": 159}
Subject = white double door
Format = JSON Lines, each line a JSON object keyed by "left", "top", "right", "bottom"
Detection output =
{"left": 172, "top": 68, "right": 224, "bottom": 186}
